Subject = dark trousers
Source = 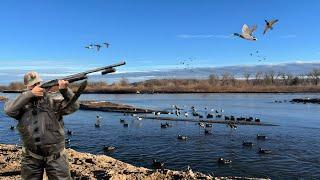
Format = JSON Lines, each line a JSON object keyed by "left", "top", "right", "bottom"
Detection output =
{"left": 21, "top": 152, "right": 71, "bottom": 180}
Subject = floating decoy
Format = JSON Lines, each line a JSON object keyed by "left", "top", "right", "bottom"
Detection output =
{"left": 199, "top": 115, "right": 203, "bottom": 118}
{"left": 227, "top": 122, "right": 237, "bottom": 130}
{"left": 258, "top": 148, "right": 272, "bottom": 154}
{"left": 263, "top": 19, "right": 279, "bottom": 35}
{"left": 161, "top": 123, "right": 168, "bottom": 128}
{"left": 205, "top": 123, "right": 212, "bottom": 128}
{"left": 216, "top": 114, "right": 222, "bottom": 118}
{"left": 65, "top": 138, "right": 71, "bottom": 144}
{"left": 257, "top": 134, "right": 267, "bottom": 140}
{"left": 103, "top": 146, "right": 116, "bottom": 152}
{"left": 198, "top": 122, "right": 205, "bottom": 128}
{"left": 246, "top": 117, "right": 253, "bottom": 121}
{"left": 234, "top": 24, "right": 257, "bottom": 41}
{"left": 207, "top": 114, "right": 214, "bottom": 118}
{"left": 255, "top": 118, "right": 261, "bottom": 122}
{"left": 218, "top": 157, "right": 232, "bottom": 165}
{"left": 95, "top": 124, "right": 101, "bottom": 128}
{"left": 10, "top": 126, "right": 15, "bottom": 130}
{"left": 192, "top": 111, "right": 200, "bottom": 116}
{"left": 204, "top": 129, "right": 212, "bottom": 135}
{"left": 137, "top": 117, "right": 142, "bottom": 121}
{"left": 184, "top": 112, "right": 189, "bottom": 117}
{"left": 225, "top": 116, "right": 230, "bottom": 120}
{"left": 123, "top": 123, "right": 129, "bottom": 127}
{"left": 242, "top": 141, "right": 253, "bottom": 147}
{"left": 120, "top": 119, "right": 125, "bottom": 123}
{"left": 177, "top": 135, "right": 188, "bottom": 140}
{"left": 152, "top": 159, "right": 164, "bottom": 169}
{"left": 67, "top": 130, "right": 73, "bottom": 135}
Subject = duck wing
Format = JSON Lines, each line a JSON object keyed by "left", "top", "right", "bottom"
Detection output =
{"left": 242, "top": 24, "right": 251, "bottom": 35}
{"left": 269, "top": 19, "right": 279, "bottom": 26}
{"left": 250, "top": 25, "right": 257, "bottom": 35}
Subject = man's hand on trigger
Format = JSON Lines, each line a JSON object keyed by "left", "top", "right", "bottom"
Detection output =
{"left": 31, "top": 85, "right": 44, "bottom": 97}
{"left": 58, "top": 80, "right": 69, "bottom": 89}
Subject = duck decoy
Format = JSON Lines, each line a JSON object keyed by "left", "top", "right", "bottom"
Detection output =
{"left": 103, "top": 146, "right": 116, "bottom": 152}
{"left": 257, "top": 134, "right": 267, "bottom": 140}
{"left": 204, "top": 129, "right": 212, "bottom": 135}
{"left": 234, "top": 24, "right": 258, "bottom": 41}
{"left": 120, "top": 119, "right": 125, "bottom": 123}
{"left": 177, "top": 135, "right": 188, "bottom": 140}
{"left": 161, "top": 123, "right": 168, "bottom": 128}
{"left": 184, "top": 112, "right": 189, "bottom": 117}
{"left": 198, "top": 122, "right": 205, "bottom": 128}
{"left": 65, "top": 138, "right": 71, "bottom": 144}
{"left": 225, "top": 116, "right": 230, "bottom": 120}
{"left": 207, "top": 113, "right": 214, "bottom": 118}
{"left": 95, "top": 124, "right": 101, "bottom": 128}
{"left": 216, "top": 114, "right": 222, "bottom": 118}
{"left": 258, "top": 148, "right": 272, "bottom": 154}
{"left": 242, "top": 141, "right": 253, "bottom": 147}
{"left": 123, "top": 123, "right": 129, "bottom": 127}
{"left": 255, "top": 118, "right": 261, "bottom": 122}
{"left": 199, "top": 115, "right": 204, "bottom": 118}
{"left": 152, "top": 159, "right": 164, "bottom": 170}
{"left": 205, "top": 123, "right": 212, "bottom": 128}
{"left": 67, "top": 130, "right": 73, "bottom": 135}
{"left": 263, "top": 19, "right": 279, "bottom": 35}
{"left": 218, "top": 157, "right": 232, "bottom": 165}
{"left": 246, "top": 117, "right": 253, "bottom": 122}
{"left": 10, "top": 126, "right": 15, "bottom": 130}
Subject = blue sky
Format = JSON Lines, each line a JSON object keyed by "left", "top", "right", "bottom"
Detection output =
{"left": 0, "top": 0, "right": 320, "bottom": 84}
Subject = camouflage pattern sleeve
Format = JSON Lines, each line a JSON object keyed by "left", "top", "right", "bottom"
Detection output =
{"left": 59, "top": 87, "right": 80, "bottom": 115}
{"left": 4, "top": 91, "right": 34, "bottom": 120}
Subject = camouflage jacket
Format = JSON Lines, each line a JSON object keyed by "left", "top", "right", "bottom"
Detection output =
{"left": 4, "top": 88, "right": 79, "bottom": 156}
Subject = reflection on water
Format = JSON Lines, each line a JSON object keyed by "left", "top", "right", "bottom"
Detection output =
{"left": 1, "top": 93, "right": 320, "bottom": 179}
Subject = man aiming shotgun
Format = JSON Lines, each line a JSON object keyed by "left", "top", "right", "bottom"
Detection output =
{"left": 4, "top": 61, "right": 125, "bottom": 179}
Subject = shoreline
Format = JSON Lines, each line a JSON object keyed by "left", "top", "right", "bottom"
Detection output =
{"left": 0, "top": 144, "right": 269, "bottom": 180}
{"left": 2, "top": 90, "right": 320, "bottom": 94}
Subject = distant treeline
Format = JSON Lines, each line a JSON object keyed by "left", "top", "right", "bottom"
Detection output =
{"left": 1, "top": 69, "right": 320, "bottom": 93}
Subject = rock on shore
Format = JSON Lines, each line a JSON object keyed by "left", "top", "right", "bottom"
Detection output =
{"left": 0, "top": 144, "right": 269, "bottom": 180}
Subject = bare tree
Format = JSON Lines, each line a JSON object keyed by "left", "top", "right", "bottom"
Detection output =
{"left": 308, "top": 69, "right": 320, "bottom": 85}
{"left": 208, "top": 73, "right": 219, "bottom": 86}
{"left": 243, "top": 71, "right": 251, "bottom": 84}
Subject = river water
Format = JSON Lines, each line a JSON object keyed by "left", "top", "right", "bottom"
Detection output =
{"left": 1, "top": 93, "right": 319, "bottom": 179}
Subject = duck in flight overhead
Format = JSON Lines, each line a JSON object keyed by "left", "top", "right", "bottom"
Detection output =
{"left": 263, "top": 19, "right": 279, "bottom": 35}
{"left": 103, "top": 42, "right": 110, "bottom": 48}
{"left": 94, "top": 44, "right": 102, "bottom": 51}
{"left": 85, "top": 44, "right": 93, "bottom": 49}
{"left": 234, "top": 24, "right": 258, "bottom": 41}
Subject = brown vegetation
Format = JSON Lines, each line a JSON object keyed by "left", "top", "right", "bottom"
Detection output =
{"left": 1, "top": 69, "right": 320, "bottom": 93}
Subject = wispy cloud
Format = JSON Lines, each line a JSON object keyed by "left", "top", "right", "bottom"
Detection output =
{"left": 280, "top": 34, "right": 297, "bottom": 39}
{"left": 177, "top": 34, "right": 231, "bottom": 39}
